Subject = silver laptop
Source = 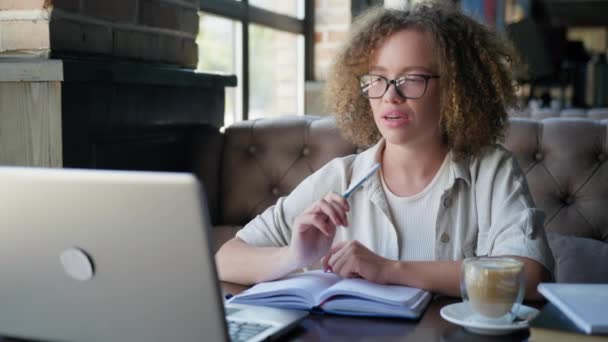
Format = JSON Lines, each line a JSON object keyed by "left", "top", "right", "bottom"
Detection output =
{"left": 0, "top": 167, "right": 306, "bottom": 342}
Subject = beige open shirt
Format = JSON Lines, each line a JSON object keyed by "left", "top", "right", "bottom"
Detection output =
{"left": 237, "top": 139, "right": 555, "bottom": 274}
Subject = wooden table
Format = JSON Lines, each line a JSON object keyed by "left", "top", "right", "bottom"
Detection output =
{"left": 222, "top": 282, "right": 539, "bottom": 342}
{"left": 0, "top": 282, "right": 540, "bottom": 342}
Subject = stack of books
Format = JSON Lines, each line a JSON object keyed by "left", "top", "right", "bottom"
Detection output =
{"left": 530, "top": 283, "right": 608, "bottom": 341}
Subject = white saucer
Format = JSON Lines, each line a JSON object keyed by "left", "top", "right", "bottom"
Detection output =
{"left": 440, "top": 302, "right": 539, "bottom": 335}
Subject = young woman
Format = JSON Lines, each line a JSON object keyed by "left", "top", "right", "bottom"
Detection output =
{"left": 216, "top": 2, "right": 553, "bottom": 299}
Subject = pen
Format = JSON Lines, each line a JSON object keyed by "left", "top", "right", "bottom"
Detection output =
{"left": 342, "top": 163, "right": 381, "bottom": 199}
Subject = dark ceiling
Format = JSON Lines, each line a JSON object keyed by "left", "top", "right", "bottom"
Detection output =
{"left": 540, "top": 0, "right": 608, "bottom": 26}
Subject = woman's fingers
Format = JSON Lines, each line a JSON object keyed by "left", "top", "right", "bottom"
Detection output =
{"left": 332, "top": 251, "right": 363, "bottom": 279}
{"left": 327, "top": 241, "right": 354, "bottom": 274}
{"left": 328, "top": 240, "right": 349, "bottom": 255}
{"left": 307, "top": 212, "right": 335, "bottom": 237}
{"left": 322, "top": 240, "right": 349, "bottom": 272}
{"left": 324, "top": 200, "right": 349, "bottom": 227}
{"left": 293, "top": 191, "right": 352, "bottom": 268}
{"left": 316, "top": 199, "right": 347, "bottom": 227}
{"left": 304, "top": 192, "right": 350, "bottom": 227}
{"left": 325, "top": 192, "right": 350, "bottom": 213}
{"left": 339, "top": 258, "right": 360, "bottom": 278}
{"left": 330, "top": 251, "right": 350, "bottom": 276}
{"left": 321, "top": 255, "right": 332, "bottom": 272}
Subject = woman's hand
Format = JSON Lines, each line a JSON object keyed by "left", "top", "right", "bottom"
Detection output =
{"left": 322, "top": 240, "right": 395, "bottom": 284}
{"left": 287, "top": 192, "right": 350, "bottom": 270}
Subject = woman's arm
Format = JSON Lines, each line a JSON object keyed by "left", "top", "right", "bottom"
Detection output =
{"left": 325, "top": 240, "right": 551, "bottom": 300}
{"left": 476, "top": 150, "right": 555, "bottom": 284}
{"left": 384, "top": 259, "right": 462, "bottom": 297}
{"left": 384, "top": 256, "right": 550, "bottom": 300}
{"left": 215, "top": 156, "right": 356, "bottom": 285}
{"left": 215, "top": 237, "right": 296, "bottom": 285}
{"left": 511, "top": 256, "right": 552, "bottom": 300}
{"left": 216, "top": 192, "right": 350, "bottom": 285}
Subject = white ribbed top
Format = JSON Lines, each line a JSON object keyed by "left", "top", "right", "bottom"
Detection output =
{"left": 381, "top": 153, "right": 453, "bottom": 261}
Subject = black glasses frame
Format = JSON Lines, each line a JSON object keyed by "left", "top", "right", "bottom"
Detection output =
{"left": 359, "top": 74, "right": 440, "bottom": 99}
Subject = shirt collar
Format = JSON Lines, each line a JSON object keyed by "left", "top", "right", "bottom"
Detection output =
{"left": 350, "top": 139, "right": 385, "bottom": 196}
{"left": 450, "top": 154, "right": 471, "bottom": 186}
{"left": 352, "top": 138, "right": 472, "bottom": 193}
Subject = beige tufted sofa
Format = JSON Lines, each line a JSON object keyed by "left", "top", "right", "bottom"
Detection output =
{"left": 509, "top": 107, "right": 608, "bottom": 120}
{"left": 193, "top": 116, "right": 608, "bottom": 282}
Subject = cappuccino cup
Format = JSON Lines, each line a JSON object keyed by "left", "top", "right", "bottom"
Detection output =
{"left": 460, "top": 257, "right": 525, "bottom": 324}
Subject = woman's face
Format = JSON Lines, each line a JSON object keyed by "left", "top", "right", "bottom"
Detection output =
{"left": 367, "top": 29, "right": 442, "bottom": 148}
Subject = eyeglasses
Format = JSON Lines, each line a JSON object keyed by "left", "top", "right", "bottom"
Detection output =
{"left": 359, "top": 74, "right": 439, "bottom": 99}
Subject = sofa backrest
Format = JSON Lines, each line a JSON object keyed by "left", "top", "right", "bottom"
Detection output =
{"left": 508, "top": 107, "right": 608, "bottom": 120}
{"left": 503, "top": 118, "right": 608, "bottom": 241}
{"left": 219, "top": 116, "right": 358, "bottom": 225}
{"left": 504, "top": 118, "right": 608, "bottom": 282}
{"left": 217, "top": 116, "right": 608, "bottom": 245}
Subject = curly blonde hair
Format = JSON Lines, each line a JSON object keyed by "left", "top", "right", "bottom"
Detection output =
{"left": 325, "top": 1, "right": 519, "bottom": 159}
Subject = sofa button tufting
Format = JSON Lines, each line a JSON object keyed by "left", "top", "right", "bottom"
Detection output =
{"left": 565, "top": 196, "right": 575, "bottom": 205}
{"left": 598, "top": 153, "right": 607, "bottom": 162}
{"left": 301, "top": 147, "right": 310, "bottom": 156}
{"left": 248, "top": 145, "right": 257, "bottom": 155}
{"left": 534, "top": 152, "right": 543, "bottom": 161}
{"left": 440, "top": 233, "right": 450, "bottom": 243}
{"left": 271, "top": 187, "right": 280, "bottom": 197}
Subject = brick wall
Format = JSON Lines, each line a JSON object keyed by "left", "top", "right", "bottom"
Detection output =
{"left": 275, "top": 0, "right": 302, "bottom": 116}
{"left": 314, "top": 0, "right": 351, "bottom": 80}
{"left": 0, "top": 0, "right": 199, "bottom": 67}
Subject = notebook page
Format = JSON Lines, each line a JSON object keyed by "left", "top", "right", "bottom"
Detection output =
{"left": 317, "top": 277, "right": 425, "bottom": 306}
{"left": 230, "top": 270, "right": 341, "bottom": 305}
{"left": 321, "top": 290, "right": 432, "bottom": 318}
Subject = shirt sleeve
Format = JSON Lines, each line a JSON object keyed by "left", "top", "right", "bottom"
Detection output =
{"left": 477, "top": 148, "right": 555, "bottom": 275}
{"left": 236, "top": 156, "right": 353, "bottom": 247}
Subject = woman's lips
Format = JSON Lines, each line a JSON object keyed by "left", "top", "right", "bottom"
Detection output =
{"left": 382, "top": 110, "right": 411, "bottom": 127}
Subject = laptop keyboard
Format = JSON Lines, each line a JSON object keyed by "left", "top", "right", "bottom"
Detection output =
{"left": 228, "top": 320, "right": 273, "bottom": 342}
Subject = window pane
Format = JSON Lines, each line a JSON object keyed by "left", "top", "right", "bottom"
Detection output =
{"left": 249, "top": 0, "right": 304, "bottom": 19}
{"left": 249, "top": 24, "right": 304, "bottom": 119}
{"left": 197, "top": 13, "right": 242, "bottom": 127}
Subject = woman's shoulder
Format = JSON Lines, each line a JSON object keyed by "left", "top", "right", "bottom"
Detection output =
{"left": 313, "top": 154, "right": 357, "bottom": 179}
{"left": 284, "top": 152, "right": 361, "bottom": 203}
{"left": 464, "top": 144, "right": 523, "bottom": 180}
{"left": 469, "top": 144, "right": 516, "bottom": 165}
{"left": 316, "top": 142, "right": 379, "bottom": 174}
{"left": 296, "top": 153, "right": 356, "bottom": 189}
{"left": 314, "top": 149, "right": 373, "bottom": 179}
{"left": 295, "top": 145, "right": 379, "bottom": 197}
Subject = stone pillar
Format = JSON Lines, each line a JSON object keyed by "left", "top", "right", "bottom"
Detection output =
{"left": 0, "top": 0, "right": 198, "bottom": 67}
{"left": 0, "top": 60, "right": 63, "bottom": 166}
{"left": 0, "top": 0, "right": 237, "bottom": 173}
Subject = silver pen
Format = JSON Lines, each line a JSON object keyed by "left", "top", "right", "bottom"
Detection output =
{"left": 342, "top": 163, "right": 381, "bottom": 199}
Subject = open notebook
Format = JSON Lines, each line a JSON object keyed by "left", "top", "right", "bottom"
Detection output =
{"left": 228, "top": 270, "right": 432, "bottom": 319}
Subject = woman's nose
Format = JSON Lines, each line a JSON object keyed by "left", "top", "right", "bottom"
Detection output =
{"left": 383, "top": 83, "right": 405, "bottom": 104}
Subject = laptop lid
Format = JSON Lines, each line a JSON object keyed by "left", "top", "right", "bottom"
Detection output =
{"left": 0, "top": 167, "right": 228, "bottom": 342}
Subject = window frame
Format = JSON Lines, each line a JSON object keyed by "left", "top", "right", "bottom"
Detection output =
{"left": 351, "top": 0, "right": 384, "bottom": 18}
{"left": 200, "top": 0, "right": 314, "bottom": 120}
